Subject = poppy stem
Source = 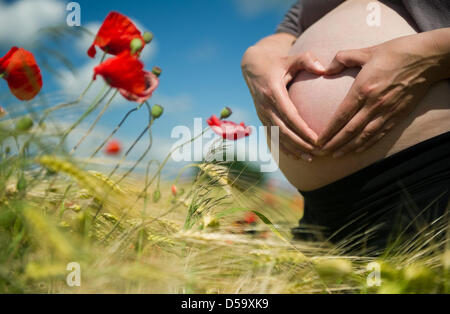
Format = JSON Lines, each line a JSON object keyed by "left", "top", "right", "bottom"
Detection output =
{"left": 42, "top": 85, "right": 112, "bottom": 198}
{"left": 173, "top": 163, "right": 203, "bottom": 186}
{"left": 60, "top": 84, "right": 111, "bottom": 145}
{"left": 113, "top": 102, "right": 154, "bottom": 184}
{"left": 71, "top": 90, "right": 119, "bottom": 156}
{"left": 142, "top": 159, "right": 159, "bottom": 214}
{"left": 89, "top": 107, "right": 138, "bottom": 160}
{"left": 78, "top": 79, "right": 95, "bottom": 100}
{"left": 101, "top": 124, "right": 211, "bottom": 241}
{"left": 108, "top": 108, "right": 155, "bottom": 179}
{"left": 92, "top": 103, "right": 154, "bottom": 225}
{"left": 138, "top": 127, "right": 212, "bottom": 200}
{"left": 37, "top": 79, "right": 96, "bottom": 134}
{"left": 99, "top": 51, "right": 107, "bottom": 64}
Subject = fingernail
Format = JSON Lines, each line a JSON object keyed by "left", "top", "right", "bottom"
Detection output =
{"left": 333, "top": 152, "right": 345, "bottom": 159}
{"left": 316, "top": 140, "right": 324, "bottom": 148}
{"left": 301, "top": 154, "right": 313, "bottom": 162}
{"left": 314, "top": 61, "right": 325, "bottom": 72}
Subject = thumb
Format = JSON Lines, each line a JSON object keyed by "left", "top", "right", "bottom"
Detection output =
{"left": 325, "top": 48, "right": 371, "bottom": 75}
{"left": 285, "top": 52, "right": 325, "bottom": 84}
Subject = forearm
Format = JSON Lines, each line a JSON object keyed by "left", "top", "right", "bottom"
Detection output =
{"left": 254, "top": 33, "right": 297, "bottom": 53}
{"left": 243, "top": 33, "right": 297, "bottom": 65}
{"left": 428, "top": 28, "right": 450, "bottom": 80}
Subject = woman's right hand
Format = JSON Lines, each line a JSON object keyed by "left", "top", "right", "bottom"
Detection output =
{"left": 241, "top": 34, "right": 325, "bottom": 161}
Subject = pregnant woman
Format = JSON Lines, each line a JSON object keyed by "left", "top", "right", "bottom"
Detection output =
{"left": 242, "top": 0, "right": 450, "bottom": 250}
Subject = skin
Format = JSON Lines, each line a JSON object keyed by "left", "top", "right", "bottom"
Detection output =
{"left": 242, "top": 3, "right": 450, "bottom": 160}
{"left": 242, "top": 0, "right": 450, "bottom": 191}
{"left": 317, "top": 28, "right": 450, "bottom": 158}
{"left": 241, "top": 33, "right": 324, "bottom": 162}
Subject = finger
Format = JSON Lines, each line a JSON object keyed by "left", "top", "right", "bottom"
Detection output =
{"left": 334, "top": 99, "right": 411, "bottom": 157}
{"left": 331, "top": 115, "right": 387, "bottom": 158}
{"left": 285, "top": 51, "right": 325, "bottom": 83}
{"left": 271, "top": 83, "right": 319, "bottom": 144}
{"left": 268, "top": 109, "right": 314, "bottom": 152}
{"left": 355, "top": 104, "right": 412, "bottom": 154}
{"left": 268, "top": 111, "right": 314, "bottom": 162}
{"left": 320, "top": 94, "right": 386, "bottom": 153}
{"left": 355, "top": 120, "right": 397, "bottom": 153}
{"left": 325, "top": 48, "right": 371, "bottom": 76}
{"left": 259, "top": 109, "right": 314, "bottom": 161}
{"left": 319, "top": 109, "right": 374, "bottom": 155}
{"left": 256, "top": 110, "right": 272, "bottom": 127}
{"left": 263, "top": 117, "right": 301, "bottom": 159}
{"left": 316, "top": 79, "right": 369, "bottom": 147}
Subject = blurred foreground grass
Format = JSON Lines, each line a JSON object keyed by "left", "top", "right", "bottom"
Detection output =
{"left": 0, "top": 155, "right": 448, "bottom": 294}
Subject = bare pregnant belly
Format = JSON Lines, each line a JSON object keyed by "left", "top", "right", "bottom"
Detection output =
{"left": 277, "top": 0, "right": 450, "bottom": 191}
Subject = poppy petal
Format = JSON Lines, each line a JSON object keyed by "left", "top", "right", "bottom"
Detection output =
{"left": 88, "top": 11, "right": 144, "bottom": 58}
{"left": 0, "top": 47, "right": 42, "bottom": 101}
{"left": 87, "top": 44, "right": 97, "bottom": 58}
{"left": 207, "top": 115, "right": 252, "bottom": 141}
{"left": 119, "top": 71, "right": 159, "bottom": 103}
{"left": 93, "top": 52, "right": 147, "bottom": 96}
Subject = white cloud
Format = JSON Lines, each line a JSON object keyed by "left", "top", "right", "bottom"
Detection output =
{"left": 0, "top": 0, "right": 65, "bottom": 48}
{"left": 234, "top": 0, "right": 295, "bottom": 18}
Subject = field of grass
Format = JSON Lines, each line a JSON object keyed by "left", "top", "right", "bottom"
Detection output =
{"left": 0, "top": 143, "right": 449, "bottom": 293}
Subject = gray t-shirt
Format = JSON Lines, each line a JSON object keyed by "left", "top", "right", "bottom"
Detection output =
{"left": 276, "top": 0, "right": 450, "bottom": 37}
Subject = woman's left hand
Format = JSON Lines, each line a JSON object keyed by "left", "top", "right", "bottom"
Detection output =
{"left": 315, "top": 30, "right": 449, "bottom": 158}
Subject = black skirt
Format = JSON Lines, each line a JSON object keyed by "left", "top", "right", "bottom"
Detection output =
{"left": 293, "top": 131, "right": 450, "bottom": 251}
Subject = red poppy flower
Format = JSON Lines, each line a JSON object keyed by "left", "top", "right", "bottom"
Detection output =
{"left": 88, "top": 11, "right": 145, "bottom": 58}
{"left": 244, "top": 212, "right": 258, "bottom": 225}
{"left": 171, "top": 185, "right": 178, "bottom": 197}
{"left": 119, "top": 71, "right": 159, "bottom": 103}
{"left": 207, "top": 115, "right": 252, "bottom": 141}
{"left": 93, "top": 51, "right": 147, "bottom": 96}
{"left": 0, "top": 47, "right": 42, "bottom": 101}
{"left": 105, "top": 139, "right": 122, "bottom": 155}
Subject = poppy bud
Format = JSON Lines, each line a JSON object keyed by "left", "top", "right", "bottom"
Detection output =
{"left": 153, "top": 190, "right": 161, "bottom": 203}
{"left": 220, "top": 107, "right": 233, "bottom": 119}
{"left": 17, "top": 177, "right": 27, "bottom": 192}
{"left": 16, "top": 116, "right": 34, "bottom": 132}
{"left": 0, "top": 106, "right": 6, "bottom": 118}
{"left": 130, "top": 38, "right": 144, "bottom": 55}
{"left": 171, "top": 185, "right": 177, "bottom": 197}
{"left": 143, "top": 32, "right": 154, "bottom": 44}
{"left": 151, "top": 105, "right": 164, "bottom": 119}
{"left": 151, "top": 66, "right": 162, "bottom": 77}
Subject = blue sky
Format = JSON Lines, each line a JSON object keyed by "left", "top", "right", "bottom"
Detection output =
{"left": 71, "top": 0, "right": 293, "bottom": 125}
{"left": 0, "top": 0, "right": 296, "bottom": 186}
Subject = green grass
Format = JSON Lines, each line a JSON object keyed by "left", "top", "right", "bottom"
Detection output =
{"left": 0, "top": 151, "right": 448, "bottom": 293}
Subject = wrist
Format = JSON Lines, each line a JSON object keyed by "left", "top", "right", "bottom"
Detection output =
{"left": 255, "top": 33, "right": 296, "bottom": 54}
{"left": 424, "top": 28, "right": 450, "bottom": 81}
